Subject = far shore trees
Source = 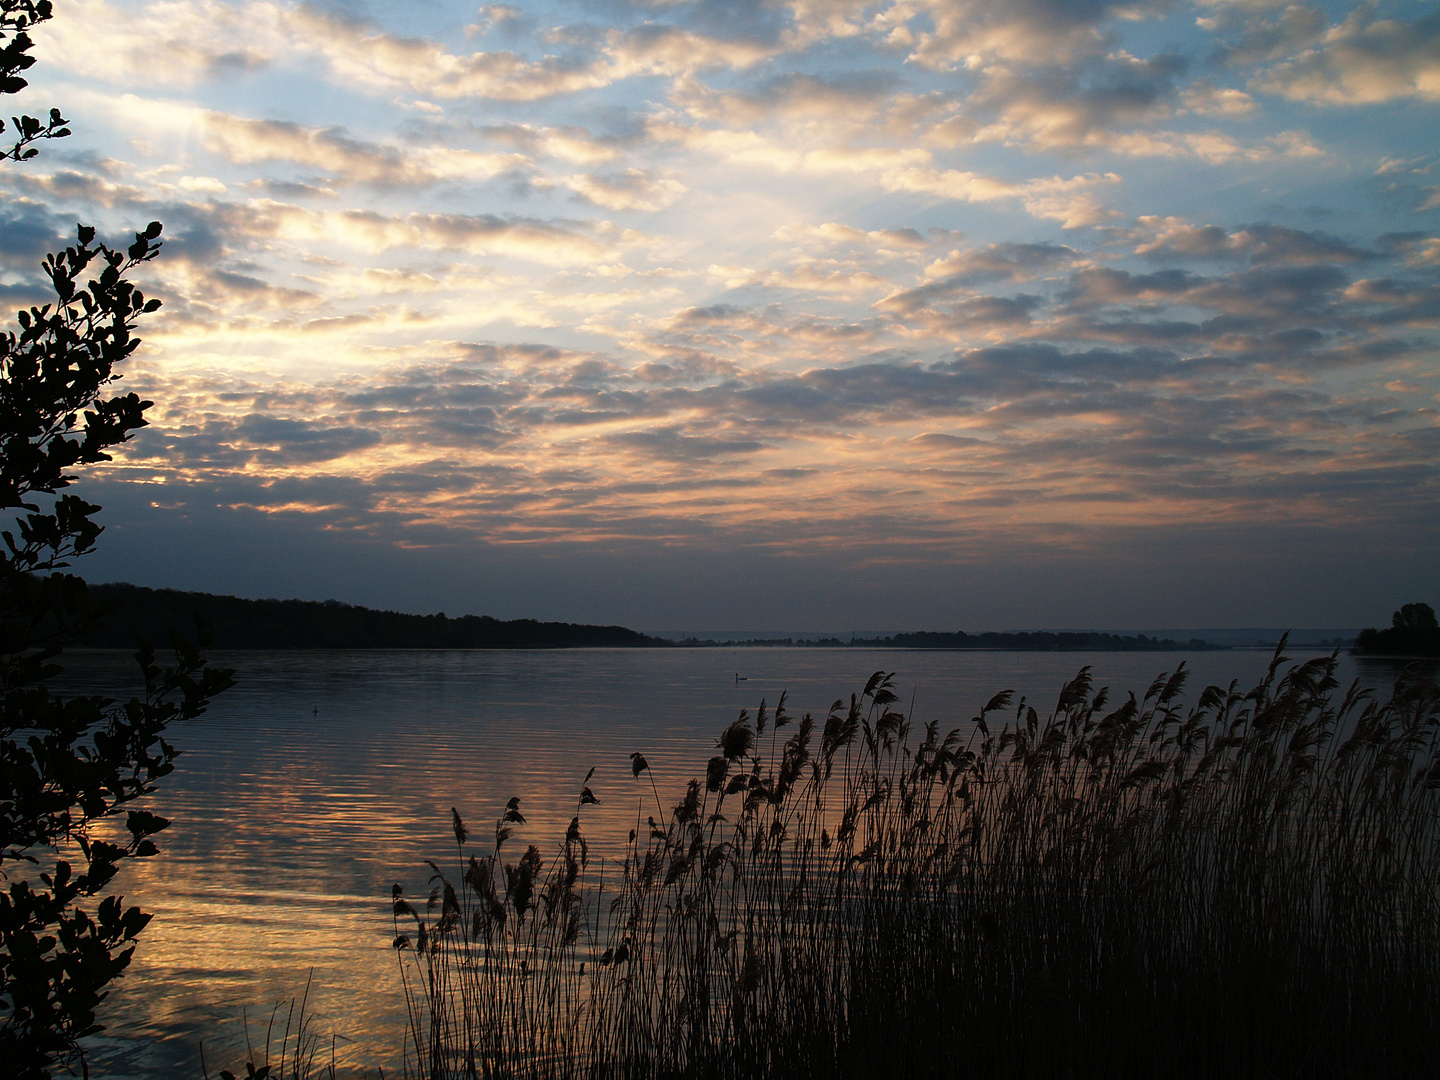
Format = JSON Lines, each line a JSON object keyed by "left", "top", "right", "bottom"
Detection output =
{"left": 1355, "top": 602, "right": 1440, "bottom": 658}
{"left": 0, "top": 2, "right": 232, "bottom": 1073}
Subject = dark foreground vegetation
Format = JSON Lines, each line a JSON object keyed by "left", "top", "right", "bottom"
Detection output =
{"left": 84, "top": 583, "right": 663, "bottom": 650}
{"left": 2, "top": 8, "right": 233, "bottom": 1073}
{"left": 386, "top": 646, "right": 1440, "bottom": 1080}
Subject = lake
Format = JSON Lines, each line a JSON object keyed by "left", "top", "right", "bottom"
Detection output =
{"left": 58, "top": 645, "right": 1417, "bottom": 1077}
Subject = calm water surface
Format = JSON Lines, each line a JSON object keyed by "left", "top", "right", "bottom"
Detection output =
{"left": 56, "top": 646, "right": 1416, "bottom": 1077}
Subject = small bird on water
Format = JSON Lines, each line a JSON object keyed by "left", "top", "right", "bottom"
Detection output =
{"left": 734, "top": 672, "right": 747, "bottom": 683}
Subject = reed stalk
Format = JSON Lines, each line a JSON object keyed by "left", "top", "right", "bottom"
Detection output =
{"left": 395, "top": 643, "right": 1440, "bottom": 1079}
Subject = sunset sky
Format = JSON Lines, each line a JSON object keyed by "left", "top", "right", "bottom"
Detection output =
{"left": 5, "top": 0, "right": 1437, "bottom": 630}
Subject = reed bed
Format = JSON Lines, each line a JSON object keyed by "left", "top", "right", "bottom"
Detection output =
{"left": 394, "top": 642, "right": 1440, "bottom": 1079}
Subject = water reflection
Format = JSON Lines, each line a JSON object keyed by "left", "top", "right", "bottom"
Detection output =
{"left": 59, "top": 646, "right": 1381, "bottom": 1077}
{"left": 1352, "top": 655, "right": 1440, "bottom": 686}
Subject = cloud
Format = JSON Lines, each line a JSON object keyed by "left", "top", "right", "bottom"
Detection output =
{"left": 895, "top": 0, "right": 1167, "bottom": 68}
{"left": 1343, "top": 277, "right": 1440, "bottom": 327}
{"left": 471, "top": 5, "right": 527, "bottom": 36}
{"left": 97, "top": 252, "right": 1438, "bottom": 610}
{"left": 967, "top": 50, "right": 1188, "bottom": 149}
{"left": 877, "top": 242, "right": 1085, "bottom": 316}
{"left": 200, "top": 113, "right": 527, "bottom": 188}
{"left": 947, "top": 51, "right": 1317, "bottom": 161}
{"left": 205, "top": 200, "right": 618, "bottom": 263}
{"left": 160, "top": 413, "right": 384, "bottom": 467}
{"left": 475, "top": 124, "right": 622, "bottom": 165}
{"left": 674, "top": 70, "right": 897, "bottom": 128}
{"left": 748, "top": 262, "right": 893, "bottom": 298}
{"left": 1373, "top": 154, "right": 1440, "bottom": 214}
{"left": 1128, "top": 219, "right": 1373, "bottom": 265}
{"left": 287, "top": 6, "right": 611, "bottom": 101}
{"left": 605, "top": 24, "right": 778, "bottom": 78}
{"left": 1252, "top": 9, "right": 1440, "bottom": 105}
{"left": 1201, "top": 2, "right": 1328, "bottom": 68}
{"left": 9, "top": 0, "right": 1433, "bottom": 628}
{"left": 40, "top": 0, "right": 613, "bottom": 100}
{"left": 602, "top": 426, "right": 766, "bottom": 461}
{"left": 39, "top": 0, "right": 273, "bottom": 87}
{"left": 942, "top": 241, "right": 1088, "bottom": 278}
{"left": 773, "top": 222, "right": 930, "bottom": 251}
{"left": 1103, "top": 128, "right": 1321, "bottom": 163}
{"left": 563, "top": 169, "right": 687, "bottom": 211}
{"left": 948, "top": 293, "right": 1044, "bottom": 329}
{"left": 0, "top": 206, "right": 68, "bottom": 269}
{"left": 1061, "top": 262, "right": 1351, "bottom": 319}
{"left": 880, "top": 167, "right": 1121, "bottom": 227}
{"left": 1179, "top": 81, "right": 1257, "bottom": 116}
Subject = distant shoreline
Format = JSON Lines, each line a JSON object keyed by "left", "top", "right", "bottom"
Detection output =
{"left": 74, "top": 582, "right": 1365, "bottom": 653}
{"left": 669, "top": 630, "right": 1225, "bottom": 651}
{"left": 83, "top": 582, "right": 661, "bottom": 650}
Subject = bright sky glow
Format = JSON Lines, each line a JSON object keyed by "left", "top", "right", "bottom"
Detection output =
{"left": 5, "top": 0, "right": 1438, "bottom": 629}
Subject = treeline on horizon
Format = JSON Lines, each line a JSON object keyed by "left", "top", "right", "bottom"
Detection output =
{"left": 83, "top": 583, "right": 1438, "bottom": 655}
{"left": 857, "top": 629, "right": 1215, "bottom": 650}
{"left": 680, "top": 630, "right": 1216, "bottom": 650}
{"left": 1354, "top": 602, "right": 1440, "bottom": 658}
{"left": 81, "top": 583, "right": 662, "bottom": 650}
{"left": 80, "top": 584, "right": 1222, "bottom": 653}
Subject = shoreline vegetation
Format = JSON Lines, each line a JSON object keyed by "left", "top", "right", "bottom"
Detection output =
{"left": 688, "top": 629, "right": 1219, "bottom": 650}
{"left": 76, "top": 582, "right": 1360, "bottom": 652}
{"left": 84, "top": 583, "right": 661, "bottom": 650}
{"left": 377, "top": 647, "right": 1440, "bottom": 1080}
{"left": 1353, "top": 603, "right": 1440, "bottom": 659}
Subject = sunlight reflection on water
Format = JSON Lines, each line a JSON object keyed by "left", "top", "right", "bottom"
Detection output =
{"left": 57, "top": 646, "right": 1410, "bottom": 1077}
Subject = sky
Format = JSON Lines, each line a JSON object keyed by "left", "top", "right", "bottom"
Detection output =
{"left": 3, "top": 0, "right": 1437, "bottom": 631}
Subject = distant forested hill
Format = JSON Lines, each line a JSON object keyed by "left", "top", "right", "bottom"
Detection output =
{"left": 81, "top": 583, "right": 664, "bottom": 650}
{"left": 852, "top": 630, "right": 1215, "bottom": 651}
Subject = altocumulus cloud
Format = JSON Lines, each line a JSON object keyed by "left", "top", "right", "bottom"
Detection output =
{"left": 3, "top": 0, "right": 1436, "bottom": 627}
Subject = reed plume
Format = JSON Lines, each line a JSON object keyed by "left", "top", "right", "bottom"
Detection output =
{"left": 395, "top": 642, "right": 1440, "bottom": 1078}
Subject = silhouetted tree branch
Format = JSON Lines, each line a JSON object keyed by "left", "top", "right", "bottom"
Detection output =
{"left": 0, "top": 6, "right": 233, "bottom": 1074}
{"left": 0, "top": 2, "right": 69, "bottom": 162}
